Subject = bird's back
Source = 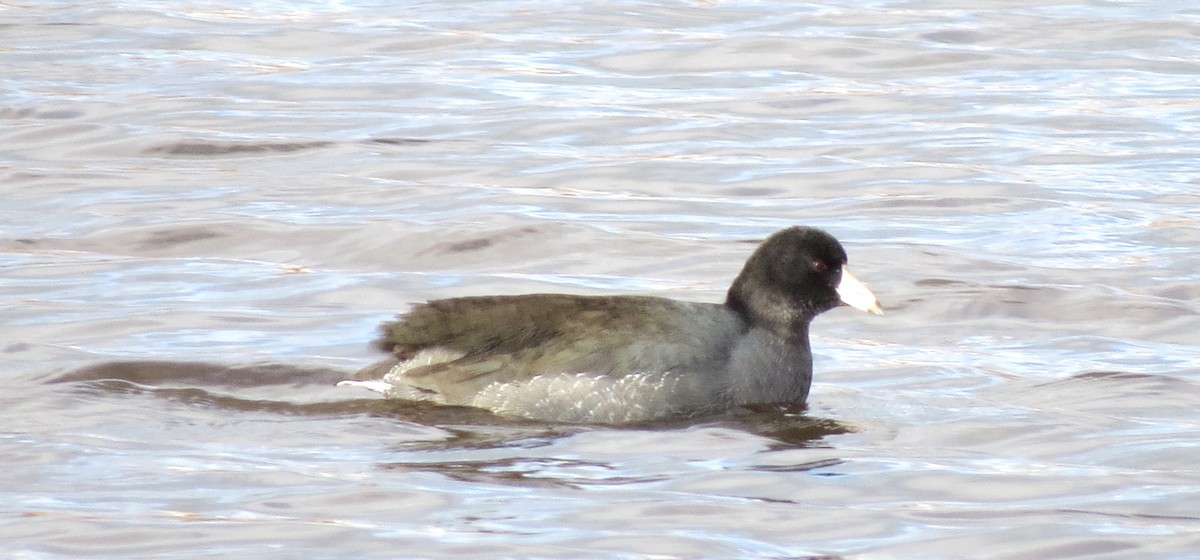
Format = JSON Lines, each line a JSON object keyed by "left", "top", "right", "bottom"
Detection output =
{"left": 368, "top": 294, "right": 747, "bottom": 408}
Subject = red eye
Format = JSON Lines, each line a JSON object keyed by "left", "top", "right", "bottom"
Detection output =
{"left": 811, "top": 260, "right": 828, "bottom": 273}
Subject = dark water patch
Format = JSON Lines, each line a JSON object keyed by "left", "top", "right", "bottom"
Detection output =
{"left": 144, "top": 137, "right": 437, "bottom": 157}
{"left": 67, "top": 378, "right": 397, "bottom": 417}
{"left": 1055, "top": 507, "right": 1200, "bottom": 525}
{"left": 913, "top": 277, "right": 963, "bottom": 287}
{"left": 136, "top": 227, "right": 225, "bottom": 250}
{"left": 1050, "top": 369, "right": 1165, "bottom": 383}
{"left": 404, "top": 423, "right": 578, "bottom": 453}
{"left": 748, "top": 457, "right": 844, "bottom": 474}
{"left": 922, "top": 29, "right": 992, "bottom": 45}
{"left": 415, "top": 226, "right": 544, "bottom": 256}
{"left": 896, "top": 274, "right": 1200, "bottom": 344}
{"left": 1030, "top": 368, "right": 1200, "bottom": 403}
{"left": 368, "top": 137, "right": 435, "bottom": 146}
{"left": 145, "top": 141, "right": 333, "bottom": 156}
{"left": 0, "top": 106, "right": 85, "bottom": 120}
{"left": 382, "top": 456, "right": 640, "bottom": 488}
{"left": 720, "top": 405, "right": 856, "bottom": 449}
{"left": 376, "top": 416, "right": 851, "bottom": 492}
{"left": 52, "top": 360, "right": 347, "bottom": 388}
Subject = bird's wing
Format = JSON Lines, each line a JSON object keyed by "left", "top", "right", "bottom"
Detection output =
{"left": 370, "top": 294, "right": 740, "bottom": 403}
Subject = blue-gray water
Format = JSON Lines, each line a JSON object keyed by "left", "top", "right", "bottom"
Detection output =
{"left": 3, "top": 1, "right": 1200, "bottom": 558}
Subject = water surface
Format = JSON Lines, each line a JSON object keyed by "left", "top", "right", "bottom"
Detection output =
{"left": 3, "top": 1, "right": 1200, "bottom": 558}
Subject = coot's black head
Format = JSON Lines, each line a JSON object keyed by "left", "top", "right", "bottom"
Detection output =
{"left": 726, "top": 226, "right": 880, "bottom": 335}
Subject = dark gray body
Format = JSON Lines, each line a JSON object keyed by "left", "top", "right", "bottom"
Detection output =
{"left": 354, "top": 294, "right": 814, "bottom": 422}
{"left": 346, "top": 226, "right": 876, "bottom": 423}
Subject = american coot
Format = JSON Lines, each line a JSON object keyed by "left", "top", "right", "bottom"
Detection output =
{"left": 339, "top": 226, "right": 881, "bottom": 423}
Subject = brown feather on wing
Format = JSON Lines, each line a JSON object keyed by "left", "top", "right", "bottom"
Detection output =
{"left": 375, "top": 295, "right": 576, "bottom": 357}
{"left": 375, "top": 294, "right": 679, "bottom": 358}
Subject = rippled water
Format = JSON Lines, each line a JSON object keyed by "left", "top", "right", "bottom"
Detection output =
{"left": 4, "top": 1, "right": 1200, "bottom": 558}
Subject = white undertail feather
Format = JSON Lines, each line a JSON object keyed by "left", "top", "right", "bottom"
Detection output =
{"left": 339, "top": 347, "right": 466, "bottom": 400}
{"left": 335, "top": 380, "right": 391, "bottom": 394}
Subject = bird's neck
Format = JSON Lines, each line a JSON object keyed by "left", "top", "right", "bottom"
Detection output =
{"left": 725, "top": 290, "right": 811, "bottom": 342}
